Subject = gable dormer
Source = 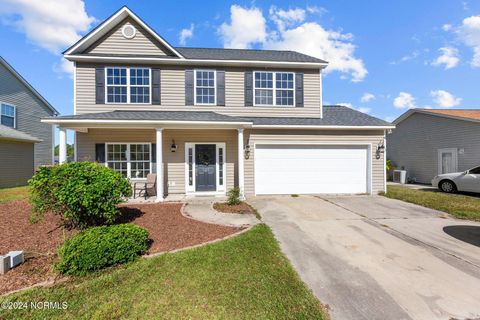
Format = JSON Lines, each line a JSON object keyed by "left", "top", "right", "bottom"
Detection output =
{"left": 64, "top": 6, "right": 183, "bottom": 58}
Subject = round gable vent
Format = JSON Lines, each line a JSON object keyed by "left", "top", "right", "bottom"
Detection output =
{"left": 122, "top": 24, "right": 136, "bottom": 39}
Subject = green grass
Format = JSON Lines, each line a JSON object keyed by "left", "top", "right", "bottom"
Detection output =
{"left": 383, "top": 185, "right": 480, "bottom": 221}
{"left": 0, "top": 225, "right": 327, "bottom": 320}
{"left": 0, "top": 186, "right": 29, "bottom": 204}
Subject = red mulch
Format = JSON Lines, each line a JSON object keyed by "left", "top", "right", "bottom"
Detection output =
{"left": 213, "top": 202, "right": 256, "bottom": 215}
{"left": 0, "top": 200, "right": 73, "bottom": 295}
{"left": 119, "top": 203, "right": 241, "bottom": 253}
{"left": 0, "top": 200, "right": 241, "bottom": 296}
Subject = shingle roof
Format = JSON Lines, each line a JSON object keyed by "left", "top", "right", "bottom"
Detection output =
{"left": 419, "top": 109, "right": 480, "bottom": 121}
{"left": 174, "top": 47, "right": 327, "bottom": 64}
{"left": 247, "top": 106, "right": 392, "bottom": 126}
{"left": 55, "top": 110, "right": 249, "bottom": 122}
{"left": 0, "top": 124, "right": 42, "bottom": 143}
{"left": 49, "top": 106, "right": 391, "bottom": 127}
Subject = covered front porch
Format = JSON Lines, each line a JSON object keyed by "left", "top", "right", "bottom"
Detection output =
{"left": 46, "top": 111, "right": 251, "bottom": 201}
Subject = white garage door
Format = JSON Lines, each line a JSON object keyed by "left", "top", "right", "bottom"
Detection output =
{"left": 255, "top": 145, "right": 369, "bottom": 195}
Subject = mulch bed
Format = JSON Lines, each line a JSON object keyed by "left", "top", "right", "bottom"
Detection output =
{"left": 213, "top": 202, "right": 256, "bottom": 215}
{"left": 118, "top": 203, "right": 241, "bottom": 253}
{"left": 0, "top": 200, "right": 241, "bottom": 296}
{"left": 0, "top": 200, "right": 74, "bottom": 295}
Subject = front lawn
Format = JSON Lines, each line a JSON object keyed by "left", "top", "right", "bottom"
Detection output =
{"left": 383, "top": 185, "right": 480, "bottom": 221}
{"left": 0, "top": 186, "right": 29, "bottom": 203}
{"left": 0, "top": 224, "right": 327, "bottom": 319}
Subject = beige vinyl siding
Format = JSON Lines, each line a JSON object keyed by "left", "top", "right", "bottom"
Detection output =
{"left": 86, "top": 17, "right": 175, "bottom": 56}
{"left": 77, "top": 128, "right": 385, "bottom": 196}
{"left": 75, "top": 63, "right": 321, "bottom": 118}
{"left": 76, "top": 129, "right": 238, "bottom": 196}
{"left": 0, "top": 140, "right": 34, "bottom": 188}
{"left": 244, "top": 129, "right": 386, "bottom": 195}
{"left": 0, "top": 62, "right": 54, "bottom": 167}
{"left": 387, "top": 112, "right": 480, "bottom": 183}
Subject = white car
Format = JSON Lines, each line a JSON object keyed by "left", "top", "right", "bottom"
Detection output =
{"left": 432, "top": 166, "right": 480, "bottom": 193}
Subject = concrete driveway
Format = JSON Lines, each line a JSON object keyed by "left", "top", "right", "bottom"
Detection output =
{"left": 250, "top": 195, "right": 480, "bottom": 320}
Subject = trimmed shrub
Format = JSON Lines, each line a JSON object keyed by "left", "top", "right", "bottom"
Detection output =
{"left": 29, "top": 162, "right": 132, "bottom": 229}
{"left": 57, "top": 224, "right": 149, "bottom": 275}
{"left": 227, "top": 187, "right": 241, "bottom": 205}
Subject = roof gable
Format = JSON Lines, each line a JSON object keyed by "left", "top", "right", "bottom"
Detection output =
{"left": 64, "top": 6, "right": 183, "bottom": 58}
{"left": 394, "top": 109, "right": 480, "bottom": 125}
{"left": 0, "top": 57, "right": 58, "bottom": 115}
{"left": 85, "top": 17, "right": 177, "bottom": 56}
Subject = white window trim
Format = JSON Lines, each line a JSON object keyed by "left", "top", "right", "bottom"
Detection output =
{"left": 253, "top": 71, "right": 295, "bottom": 107}
{"left": 105, "top": 67, "right": 152, "bottom": 105}
{"left": 194, "top": 69, "right": 216, "bottom": 106}
{"left": 105, "top": 142, "right": 152, "bottom": 180}
{"left": 0, "top": 102, "right": 16, "bottom": 129}
{"left": 185, "top": 142, "right": 226, "bottom": 195}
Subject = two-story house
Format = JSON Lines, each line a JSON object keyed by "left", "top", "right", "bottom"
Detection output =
{"left": 0, "top": 57, "right": 58, "bottom": 188}
{"left": 44, "top": 6, "right": 393, "bottom": 199}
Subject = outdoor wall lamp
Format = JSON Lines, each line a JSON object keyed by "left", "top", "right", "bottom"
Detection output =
{"left": 376, "top": 141, "right": 385, "bottom": 159}
{"left": 244, "top": 144, "right": 251, "bottom": 159}
{"left": 170, "top": 140, "right": 177, "bottom": 152}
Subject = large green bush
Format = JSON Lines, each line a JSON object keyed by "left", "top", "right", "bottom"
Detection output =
{"left": 57, "top": 224, "right": 149, "bottom": 275}
{"left": 29, "top": 162, "right": 132, "bottom": 228}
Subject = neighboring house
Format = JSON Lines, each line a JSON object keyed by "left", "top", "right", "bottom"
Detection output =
{"left": 387, "top": 108, "right": 480, "bottom": 184}
{"left": 44, "top": 6, "right": 393, "bottom": 199}
{"left": 0, "top": 57, "right": 58, "bottom": 188}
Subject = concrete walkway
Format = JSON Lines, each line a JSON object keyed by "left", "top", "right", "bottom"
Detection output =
{"left": 183, "top": 199, "right": 260, "bottom": 227}
{"left": 250, "top": 195, "right": 480, "bottom": 320}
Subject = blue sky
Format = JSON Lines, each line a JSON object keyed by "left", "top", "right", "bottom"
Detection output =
{"left": 1, "top": 0, "right": 479, "bottom": 144}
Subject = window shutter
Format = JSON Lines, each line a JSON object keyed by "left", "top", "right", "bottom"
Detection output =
{"left": 295, "top": 73, "right": 304, "bottom": 108}
{"left": 95, "top": 144, "right": 105, "bottom": 163}
{"left": 244, "top": 71, "right": 253, "bottom": 106}
{"left": 152, "top": 69, "right": 161, "bottom": 105}
{"left": 216, "top": 70, "right": 225, "bottom": 106}
{"left": 185, "top": 70, "right": 194, "bottom": 106}
{"left": 151, "top": 143, "right": 156, "bottom": 163}
{"left": 95, "top": 67, "right": 105, "bottom": 104}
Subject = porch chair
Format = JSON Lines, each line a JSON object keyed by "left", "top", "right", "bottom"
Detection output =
{"left": 133, "top": 173, "right": 157, "bottom": 200}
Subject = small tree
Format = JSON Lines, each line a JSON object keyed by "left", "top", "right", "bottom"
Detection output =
{"left": 29, "top": 162, "right": 132, "bottom": 229}
{"left": 226, "top": 187, "right": 242, "bottom": 205}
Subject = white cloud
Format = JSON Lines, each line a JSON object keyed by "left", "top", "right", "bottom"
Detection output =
{"left": 457, "top": 15, "right": 480, "bottom": 67}
{"left": 442, "top": 24, "right": 453, "bottom": 31}
{"left": 430, "top": 90, "right": 462, "bottom": 108}
{"left": 219, "top": 5, "right": 367, "bottom": 82}
{"left": 179, "top": 24, "right": 194, "bottom": 46}
{"left": 393, "top": 92, "right": 417, "bottom": 109}
{"left": 218, "top": 5, "right": 267, "bottom": 49}
{"left": 431, "top": 47, "right": 460, "bottom": 69}
{"left": 0, "top": 0, "right": 94, "bottom": 53}
{"left": 0, "top": 0, "right": 94, "bottom": 76}
{"left": 269, "top": 7, "right": 305, "bottom": 31}
{"left": 360, "top": 93, "right": 375, "bottom": 103}
{"left": 338, "top": 102, "right": 371, "bottom": 114}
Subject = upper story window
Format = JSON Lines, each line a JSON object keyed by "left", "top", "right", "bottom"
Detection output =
{"left": 1, "top": 103, "right": 16, "bottom": 128}
{"left": 195, "top": 70, "right": 216, "bottom": 105}
{"left": 106, "top": 67, "right": 150, "bottom": 104}
{"left": 254, "top": 71, "right": 295, "bottom": 106}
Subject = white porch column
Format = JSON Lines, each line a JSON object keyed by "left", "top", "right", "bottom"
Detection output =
{"left": 59, "top": 127, "right": 67, "bottom": 164}
{"left": 237, "top": 128, "right": 245, "bottom": 200}
{"left": 155, "top": 128, "right": 164, "bottom": 202}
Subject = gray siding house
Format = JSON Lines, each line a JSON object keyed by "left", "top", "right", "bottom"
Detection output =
{"left": 44, "top": 6, "right": 393, "bottom": 199}
{"left": 0, "top": 57, "right": 58, "bottom": 188}
{"left": 387, "top": 109, "right": 480, "bottom": 184}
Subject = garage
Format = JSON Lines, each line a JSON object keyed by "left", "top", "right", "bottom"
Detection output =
{"left": 254, "top": 144, "right": 370, "bottom": 195}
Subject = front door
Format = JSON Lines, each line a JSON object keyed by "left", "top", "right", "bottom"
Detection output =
{"left": 195, "top": 144, "right": 216, "bottom": 192}
{"left": 438, "top": 148, "right": 458, "bottom": 174}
